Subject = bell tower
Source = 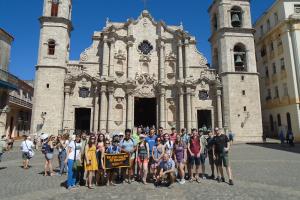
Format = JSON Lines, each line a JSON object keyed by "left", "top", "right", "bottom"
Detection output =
{"left": 209, "top": 0, "right": 263, "bottom": 141}
{"left": 31, "top": 0, "right": 73, "bottom": 135}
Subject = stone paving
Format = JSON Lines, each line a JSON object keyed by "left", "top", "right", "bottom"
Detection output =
{"left": 0, "top": 142, "right": 300, "bottom": 200}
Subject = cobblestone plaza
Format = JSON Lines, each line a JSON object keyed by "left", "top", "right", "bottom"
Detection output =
{"left": 0, "top": 143, "right": 299, "bottom": 200}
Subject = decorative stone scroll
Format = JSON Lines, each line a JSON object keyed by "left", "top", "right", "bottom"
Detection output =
{"left": 133, "top": 73, "right": 158, "bottom": 98}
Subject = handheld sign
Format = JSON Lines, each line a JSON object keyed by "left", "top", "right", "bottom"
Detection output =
{"left": 104, "top": 153, "right": 130, "bottom": 169}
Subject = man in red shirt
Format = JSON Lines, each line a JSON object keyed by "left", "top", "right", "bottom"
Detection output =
{"left": 169, "top": 127, "right": 177, "bottom": 143}
{"left": 187, "top": 129, "right": 202, "bottom": 183}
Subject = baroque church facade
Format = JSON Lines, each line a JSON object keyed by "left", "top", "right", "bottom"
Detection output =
{"left": 31, "top": 0, "right": 263, "bottom": 141}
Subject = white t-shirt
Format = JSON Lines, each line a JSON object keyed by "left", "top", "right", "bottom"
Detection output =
{"left": 20, "top": 140, "right": 34, "bottom": 152}
{"left": 67, "top": 141, "right": 81, "bottom": 160}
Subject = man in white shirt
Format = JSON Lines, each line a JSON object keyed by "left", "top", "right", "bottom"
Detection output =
{"left": 20, "top": 135, "right": 34, "bottom": 169}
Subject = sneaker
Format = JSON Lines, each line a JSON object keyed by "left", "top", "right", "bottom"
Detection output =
{"left": 221, "top": 177, "right": 225, "bottom": 182}
{"left": 208, "top": 174, "right": 215, "bottom": 179}
{"left": 229, "top": 179, "right": 234, "bottom": 186}
{"left": 202, "top": 175, "right": 207, "bottom": 180}
{"left": 216, "top": 176, "right": 221, "bottom": 183}
{"left": 189, "top": 177, "right": 194, "bottom": 182}
{"left": 196, "top": 177, "right": 201, "bottom": 183}
{"left": 179, "top": 179, "right": 186, "bottom": 184}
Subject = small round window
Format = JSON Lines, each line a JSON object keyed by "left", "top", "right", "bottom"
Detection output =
{"left": 138, "top": 40, "right": 153, "bottom": 55}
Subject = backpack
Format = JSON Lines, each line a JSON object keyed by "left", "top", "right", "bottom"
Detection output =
{"left": 41, "top": 143, "right": 48, "bottom": 154}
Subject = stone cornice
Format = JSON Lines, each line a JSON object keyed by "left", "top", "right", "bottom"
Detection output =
{"left": 219, "top": 72, "right": 259, "bottom": 76}
{"left": 209, "top": 27, "right": 255, "bottom": 42}
{"left": 39, "top": 16, "right": 73, "bottom": 31}
{"left": 36, "top": 65, "right": 67, "bottom": 71}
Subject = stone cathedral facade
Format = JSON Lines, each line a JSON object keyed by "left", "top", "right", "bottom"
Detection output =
{"left": 31, "top": 0, "right": 263, "bottom": 141}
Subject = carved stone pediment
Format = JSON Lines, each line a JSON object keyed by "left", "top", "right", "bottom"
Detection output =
{"left": 133, "top": 73, "right": 158, "bottom": 98}
{"left": 139, "top": 55, "right": 151, "bottom": 63}
{"left": 165, "top": 52, "right": 177, "bottom": 61}
{"left": 114, "top": 50, "right": 126, "bottom": 60}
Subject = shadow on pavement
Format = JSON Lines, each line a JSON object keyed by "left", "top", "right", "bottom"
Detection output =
{"left": 246, "top": 143, "right": 300, "bottom": 154}
{"left": 0, "top": 167, "right": 7, "bottom": 170}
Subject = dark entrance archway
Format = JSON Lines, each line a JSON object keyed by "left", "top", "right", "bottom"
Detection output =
{"left": 134, "top": 98, "right": 156, "bottom": 128}
{"left": 197, "top": 110, "right": 212, "bottom": 131}
{"left": 75, "top": 108, "right": 91, "bottom": 132}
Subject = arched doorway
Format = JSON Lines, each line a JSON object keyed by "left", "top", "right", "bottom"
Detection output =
{"left": 286, "top": 112, "right": 292, "bottom": 131}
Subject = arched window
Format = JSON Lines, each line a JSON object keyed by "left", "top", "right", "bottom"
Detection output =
{"left": 48, "top": 40, "right": 56, "bottom": 55}
{"left": 269, "top": 115, "right": 274, "bottom": 132}
{"left": 212, "top": 14, "right": 218, "bottom": 31}
{"left": 286, "top": 112, "right": 292, "bottom": 131}
{"left": 233, "top": 44, "right": 247, "bottom": 71}
{"left": 51, "top": 0, "right": 59, "bottom": 17}
{"left": 277, "top": 114, "right": 281, "bottom": 126}
{"left": 231, "top": 6, "right": 242, "bottom": 28}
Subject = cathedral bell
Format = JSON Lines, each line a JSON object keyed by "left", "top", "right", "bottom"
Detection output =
{"left": 235, "top": 55, "right": 244, "bottom": 66}
{"left": 231, "top": 13, "right": 241, "bottom": 27}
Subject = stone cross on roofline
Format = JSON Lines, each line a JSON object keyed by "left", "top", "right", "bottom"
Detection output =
{"left": 142, "top": 0, "right": 148, "bottom": 10}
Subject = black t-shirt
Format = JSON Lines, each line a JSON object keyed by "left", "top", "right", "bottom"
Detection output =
{"left": 213, "top": 134, "right": 229, "bottom": 154}
{"left": 206, "top": 137, "right": 214, "bottom": 153}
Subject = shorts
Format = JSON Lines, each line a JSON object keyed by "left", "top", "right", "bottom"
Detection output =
{"left": 208, "top": 152, "right": 214, "bottom": 165}
{"left": 200, "top": 153, "right": 206, "bottom": 165}
{"left": 129, "top": 152, "right": 136, "bottom": 160}
{"left": 22, "top": 152, "right": 30, "bottom": 160}
{"left": 137, "top": 157, "right": 149, "bottom": 165}
{"left": 45, "top": 153, "right": 54, "bottom": 160}
{"left": 215, "top": 153, "right": 229, "bottom": 167}
{"left": 189, "top": 156, "right": 200, "bottom": 166}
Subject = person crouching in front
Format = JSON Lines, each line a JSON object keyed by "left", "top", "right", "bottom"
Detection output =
{"left": 155, "top": 153, "right": 176, "bottom": 188}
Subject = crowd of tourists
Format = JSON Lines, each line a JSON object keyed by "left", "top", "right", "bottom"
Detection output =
{"left": 21, "top": 126, "right": 234, "bottom": 189}
{"left": 0, "top": 126, "right": 234, "bottom": 190}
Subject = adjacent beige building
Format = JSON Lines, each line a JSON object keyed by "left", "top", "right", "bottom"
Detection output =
{"left": 5, "top": 80, "right": 33, "bottom": 138}
{"left": 254, "top": 0, "right": 300, "bottom": 141}
{"left": 0, "top": 28, "right": 17, "bottom": 136}
{"left": 31, "top": 0, "right": 263, "bottom": 142}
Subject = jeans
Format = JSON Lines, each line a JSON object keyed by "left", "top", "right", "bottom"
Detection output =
{"left": 59, "top": 151, "right": 67, "bottom": 174}
{"left": 67, "top": 159, "right": 77, "bottom": 188}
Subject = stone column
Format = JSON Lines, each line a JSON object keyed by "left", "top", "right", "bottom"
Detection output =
{"left": 184, "top": 39, "right": 190, "bottom": 78}
{"left": 63, "top": 86, "right": 71, "bottom": 129}
{"left": 178, "top": 41, "right": 184, "bottom": 80}
{"left": 93, "top": 85, "right": 100, "bottom": 132}
{"left": 126, "top": 89, "right": 134, "bottom": 130}
{"left": 217, "top": 89, "right": 223, "bottom": 129}
{"left": 109, "top": 38, "right": 115, "bottom": 77}
{"left": 159, "top": 87, "right": 166, "bottom": 128}
{"left": 159, "top": 40, "right": 165, "bottom": 81}
{"left": 178, "top": 87, "right": 184, "bottom": 129}
{"left": 107, "top": 87, "right": 114, "bottom": 132}
{"left": 191, "top": 92, "right": 196, "bottom": 129}
{"left": 186, "top": 87, "right": 192, "bottom": 132}
{"left": 99, "top": 85, "right": 107, "bottom": 131}
{"left": 102, "top": 37, "right": 109, "bottom": 77}
{"left": 127, "top": 41, "right": 134, "bottom": 79}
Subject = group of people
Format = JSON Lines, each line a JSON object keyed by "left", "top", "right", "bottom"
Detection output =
{"left": 279, "top": 129, "right": 295, "bottom": 146}
{"left": 17, "top": 126, "right": 234, "bottom": 190}
{"left": 57, "top": 127, "right": 234, "bottom": 189}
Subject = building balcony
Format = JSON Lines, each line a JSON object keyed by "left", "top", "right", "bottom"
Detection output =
{"left": 271, "top": 74, "right": 278, "bottom": 83}
{"left": 8, "top": 95, "right": 32, "bottom": 109}
{"left": 277, "top": 45, "right": 284, "bottom": 55}
{"left": 0, "top": 69, "right": 19, "bottom": 90}
{"left": 280, "top": 70, "right": 287, "bottom": 80}
{"left": 265, "top": 77, "right": 271, "bottom": 86}
{"left": 269, "top": 51, "right": 275, "bottom": 60}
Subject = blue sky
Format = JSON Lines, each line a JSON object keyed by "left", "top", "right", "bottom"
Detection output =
{"left": 0, "top": 0, "right": 275, "bottom": 80}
